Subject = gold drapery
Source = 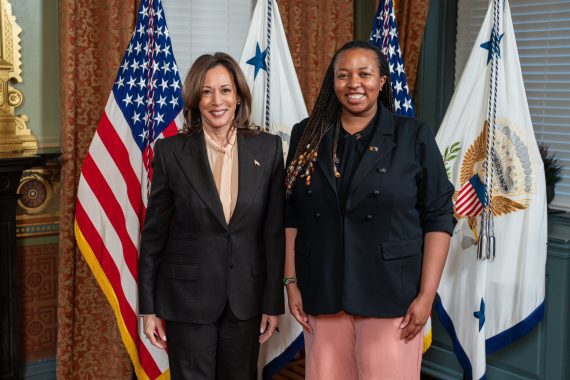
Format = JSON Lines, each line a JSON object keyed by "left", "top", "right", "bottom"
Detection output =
{"left": 57, "top": 1, "right": 140, "bottom": 378}
{"left": 278, "top": 0, "right": 354, "bottom": 112}
{"left": 394, "top": 0, "right": 431, "bottom": 96}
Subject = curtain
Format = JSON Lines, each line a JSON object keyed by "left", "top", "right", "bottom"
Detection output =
{"left": 394, "top": 0, "right": 431, "bottom": 96}
{"left": 57, "top": 1, "right": 140, "bottom": 378}
{"left": 278, "top": 0, "right": 354, "bottom": 112}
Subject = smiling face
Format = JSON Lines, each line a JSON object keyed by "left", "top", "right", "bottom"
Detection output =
{"left": 198, "top": 65, "right": 239, "bottom": 134}
{"left": 333, "top": 48, "right": 387, "bottom": 119}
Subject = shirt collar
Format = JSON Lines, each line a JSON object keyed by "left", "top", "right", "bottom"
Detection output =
{"left": 340, "top": 110, "right": 379, "bottom": 141}
{"left": 203, "top": 127, "right": 237, "bottom": 154}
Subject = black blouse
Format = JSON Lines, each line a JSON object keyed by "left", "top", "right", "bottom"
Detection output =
{"left": 336, "top": 114, "right": 378, "bottom": 213}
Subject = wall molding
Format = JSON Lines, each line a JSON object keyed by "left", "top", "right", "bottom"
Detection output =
{"left": 22, "top": 357, "right": 56, "bottom": 380}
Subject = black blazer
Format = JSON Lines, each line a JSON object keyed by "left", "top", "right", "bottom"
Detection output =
{"left": 139, "top": 131, "right": 285, "bottom": 323}
{"left": 286, "top": 105, "right": 455, "bottom": 318}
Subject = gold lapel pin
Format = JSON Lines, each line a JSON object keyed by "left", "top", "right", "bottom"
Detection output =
{"left": 254, "top": 159, "right": 261, "bottom": 167}
{"left": 368, "top": 146, "right": 379, "bottom": 152}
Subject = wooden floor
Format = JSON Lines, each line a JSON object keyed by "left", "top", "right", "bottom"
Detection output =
{"left": 272, "top": 352, "right": 305, "bottom": 380}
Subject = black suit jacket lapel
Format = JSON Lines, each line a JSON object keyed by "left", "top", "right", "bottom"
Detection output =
{"left": 228, "top": 134, "right": 262, "bottom": 229}
{"left": 316, "top": 128, "right": 338, "bottom": 199}
{"left": 173, "top": 132, "right": 228, "bottom": 230}
{"left": 348, "top": 105, "right": 396, "bottom": 199}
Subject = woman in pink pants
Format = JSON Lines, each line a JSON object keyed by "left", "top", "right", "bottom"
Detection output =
{"left": 283, "top": 40, "right": 454, "bottom": 379}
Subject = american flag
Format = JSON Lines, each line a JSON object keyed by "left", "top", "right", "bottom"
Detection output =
{"left": 370, "top": 0, "right": 415, "bottom": 117}
{"left": 456, "top": 174, "right": 487, "bottom": 217}
{"left": 74, "top": 0, "right": 182, "bottom": 378}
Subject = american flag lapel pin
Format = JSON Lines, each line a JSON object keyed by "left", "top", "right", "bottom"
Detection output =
{"left": 254, "top": 159, "right": 261, "bottom": 167}
{"left": 368, "top": 146, "right": 379, "bottom": 152}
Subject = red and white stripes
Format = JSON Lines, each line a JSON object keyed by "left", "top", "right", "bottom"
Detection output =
{"left": 76, "top": 92, "right": 181, "bottom": 379}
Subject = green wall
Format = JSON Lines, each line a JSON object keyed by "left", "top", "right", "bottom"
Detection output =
{"left": 12, "top": 0, "right": 60, "bottom": 148}
{"left": 354, "top": 0, "right": 376, "bottom": 41}
{"left": 416, "top": 0, "right": 457, "bottom": 132}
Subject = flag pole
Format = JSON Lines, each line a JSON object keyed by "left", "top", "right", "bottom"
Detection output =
{"left": 144, "top": 0, "right": 157, "bottom": 198}
{"left": 478, "top": 0, "right": 502, "bottom": 261}
{"left": 263, "top": 0, "right": 273, "bottom": 131}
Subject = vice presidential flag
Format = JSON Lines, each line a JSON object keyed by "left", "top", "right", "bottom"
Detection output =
{"left": 370, "top": 0, "right": 415, "bottom": 117}
{"left": 240, "top": 0, "right": 308, "bottom": 156}
{"left": 435, "top": 0, "right": 547, "bottom": 378}
{"left": 74, "top": 0, "right": 183, "bottom": 378}
{"left": 239, "top": 0, "right": 308, "bottom": 378}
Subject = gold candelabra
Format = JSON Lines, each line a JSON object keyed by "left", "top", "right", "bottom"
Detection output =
{"left": 0, "top": 0, "right": 37, "bottom": 152}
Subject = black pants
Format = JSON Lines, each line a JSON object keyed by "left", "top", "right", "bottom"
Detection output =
{"left": 165, "top": 303, "right": 261, "bottom": 380}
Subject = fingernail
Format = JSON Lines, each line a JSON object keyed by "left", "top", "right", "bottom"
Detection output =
{"left": 162, "top": 336, "right": 167, "bottom": 341}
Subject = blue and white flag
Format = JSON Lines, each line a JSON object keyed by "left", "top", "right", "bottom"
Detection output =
{"left": 435, "top": 0, "right": 547, "bottom": 378}
{"left": 240, "top": 0, "right": 308, "bottom": 156}
{"left": 239, "top": 0, "right": 307, "bottom": 378}
{"left": 370, "top": 0, "right": 414, "bottom": 117}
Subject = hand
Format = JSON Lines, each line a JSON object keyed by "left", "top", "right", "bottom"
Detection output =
{"left": 286, "top": 284, "right": 313, "bottom": 334}
{"left": 143, "top": 315, "right": 167, "bottom": 349}
{"left": 400, "top": 294, "right": 433, "bottom": 343}
{"left": 259, "top": 314, "right": 278, "bottom": 344}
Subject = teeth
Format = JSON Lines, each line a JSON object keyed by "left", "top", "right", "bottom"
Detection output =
{"left": 348, "top": 94, "right": 365, "bottom": 100}
{"left": 211, "top": 110, "right": 226, "bottom": 116}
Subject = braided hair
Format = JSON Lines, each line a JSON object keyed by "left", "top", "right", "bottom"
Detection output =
{"left": 285, "top": 40, "right": 395, "bottom": 195}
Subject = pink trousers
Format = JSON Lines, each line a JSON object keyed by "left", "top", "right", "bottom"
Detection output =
{"left": 304, "top": 312, "right": 423, "bottom": 380}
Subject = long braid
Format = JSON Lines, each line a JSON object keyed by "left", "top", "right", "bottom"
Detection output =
{"left": 379, "top": 57, "right": 395, "bottom": 113}
{"left": 285, "top": 40, "right": 393, "bottom": 195}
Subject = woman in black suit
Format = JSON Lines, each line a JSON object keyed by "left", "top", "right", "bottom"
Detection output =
{"left": 284, "top": 41, "right": 455, "bottom": 379}
{"left": 138, "top": 52, "right": 284, "bottom": 380}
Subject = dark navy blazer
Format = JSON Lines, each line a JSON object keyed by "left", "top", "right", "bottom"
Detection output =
{"left": 286, "top": 105, "right": 455, "bottom": 318}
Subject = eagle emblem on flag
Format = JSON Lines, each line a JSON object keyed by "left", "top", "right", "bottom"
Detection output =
{"left": 435, "top": 1, "right": 547, "bottom": 376}
{"left": 451, "top": 119, "right": 537, "bottom": 242}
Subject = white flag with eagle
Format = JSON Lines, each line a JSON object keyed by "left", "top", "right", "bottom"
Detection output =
{"left": 239, "top": 0, "right": 308, "bottom": 378}
{"left": 434, "top": 0, "right": 547, "bottom": 378}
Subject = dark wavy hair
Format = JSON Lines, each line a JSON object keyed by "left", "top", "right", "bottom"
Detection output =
{"left": 182, "top": 52, "right": 259, "bottom": 136}
{"left": 285, "top": 40, "right": 394, "bottom": 194}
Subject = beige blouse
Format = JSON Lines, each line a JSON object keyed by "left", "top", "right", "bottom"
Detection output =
{"left": 203, "top": 128, "right": 239, "bottom": 224}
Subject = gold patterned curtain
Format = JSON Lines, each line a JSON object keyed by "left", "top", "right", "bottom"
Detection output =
{"left": 58, "top": 1, "right": 140, "bottom": 378}
{"left": 278, "top": 0, "right": 354, "bottom": 112}
{"left": 393, "top": 0, "right": 431, "bottom": 96}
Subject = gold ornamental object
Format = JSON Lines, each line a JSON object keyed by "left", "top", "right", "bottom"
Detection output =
{"left": 0, "top": 0, "right": 37, "bottom": 152}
